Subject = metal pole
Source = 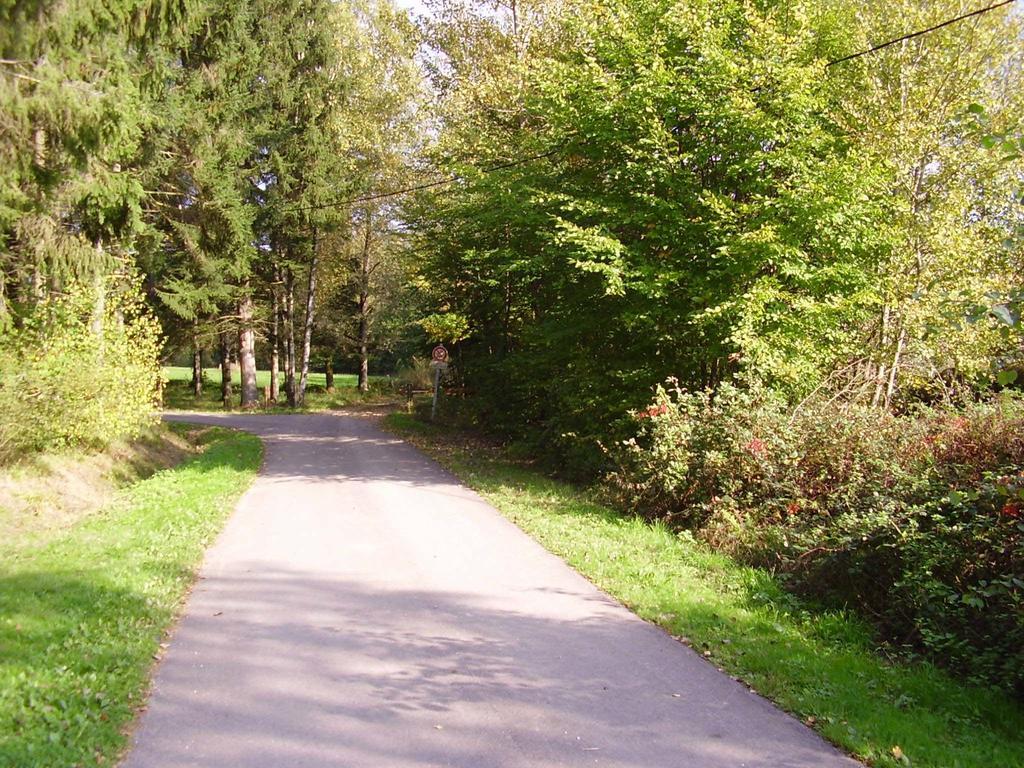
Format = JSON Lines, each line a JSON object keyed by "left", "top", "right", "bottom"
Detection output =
{"left": 431, "top": 365, "right": 441, "bottom": 421}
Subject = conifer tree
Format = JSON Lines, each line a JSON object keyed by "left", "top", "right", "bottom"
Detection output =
{"left": 144, "top": 0, "right": 262, "bottom": 407}
{"left": 1, "top": 0, "right": 193, "bottom": 321}
{"left": 252, "top": 0, "right": 368, "bottom": 406}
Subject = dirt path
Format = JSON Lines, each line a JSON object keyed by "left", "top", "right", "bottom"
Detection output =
{"left": 121, "top": 412, "right": 859, "bottom": 768}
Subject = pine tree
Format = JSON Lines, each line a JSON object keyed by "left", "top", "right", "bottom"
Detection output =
{"left": 143, "top": 0, "right": 262, "bottom": 407}
{"left": 1, "top": 0, "right": 194, "bottom": 321}
{"left": 251, "top": 0, "right": 369, "bottom": 406}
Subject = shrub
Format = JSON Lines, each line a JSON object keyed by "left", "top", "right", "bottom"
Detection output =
{"left": 0, "top": 279, "right": 161, "bottom": 462}
{"left": 396, "top": 356, "right": 436, "bottom": 391}
{"left": 608, "top": 382, "right": 1024, "bottom": 694}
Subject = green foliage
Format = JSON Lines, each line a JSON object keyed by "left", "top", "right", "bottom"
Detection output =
{"left": 609, "top": 383, "right": 1024, "bottom": 693}
{"left": 962, "top": 103, "right": 1024, "bottom": 335}
{"left": 0, "top": 0, "right": 194, "bottom": 319}
{"left": 3, "top": 0, "right": 425, "bottom": 417}
{"left": 407, "top": 0, "right": 1024, "bottom": 475}
{"left": 0, "top": 425, "right": 261, "bottom": 767}
{"left": 395, "top": 356, "right": 435, "bottom": 391}
{"left": 412, "top": 0, "right": 890, "bottom": 475}
{"left": 0, "top": 279, "right": 161, "bottom": 461}
{"left": 819, "top": 0, "right": 1024, "bottom": 403}
{"left": 140, "top": 0, "right": 270, "bottom": 359}
{"left": 418, "top": 313, "right": 470, "bottom": 345}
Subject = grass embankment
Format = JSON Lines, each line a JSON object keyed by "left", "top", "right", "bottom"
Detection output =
{"left": 161, "top": 366, "right": 391, "bottom": 412}
{"left": 0, "top": 425, "right": 191, "bottom": 546}
{"left": 0, "top": 424, "right": 262, "bottom": 768}
{"left": 384, "top": 412, "right": 1024, "bottom": 768}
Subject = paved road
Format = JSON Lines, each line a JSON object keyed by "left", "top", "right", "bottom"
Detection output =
{"left": 122, "top": 413, "right": 859, "bottom": 768}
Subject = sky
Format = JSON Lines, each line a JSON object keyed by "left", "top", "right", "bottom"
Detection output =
{"left": 393, "top": 0, "right": 432, "bottom": 17}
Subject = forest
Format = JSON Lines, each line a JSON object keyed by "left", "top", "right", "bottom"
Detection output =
{"left": 2, "top": 0, "right": 1023, "bottom": 700}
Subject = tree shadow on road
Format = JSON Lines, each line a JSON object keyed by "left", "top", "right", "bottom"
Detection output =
{"left": 121, "top": 565, "right": 851, "bottom": 768}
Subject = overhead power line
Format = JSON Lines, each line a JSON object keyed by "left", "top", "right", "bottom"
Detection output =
{"left": 281, "top": 147, "right": 563, "bottom": 214}
{"left": 280, "top": 3, "right": 1015, "bottom": 209}
{"left": 827, "top": 0, "right": 1018, "bottom": 67}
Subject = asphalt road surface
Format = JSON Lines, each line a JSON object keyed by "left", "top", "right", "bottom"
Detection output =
{"left": 121, "top": 412, "right": 860, "bottom": 768}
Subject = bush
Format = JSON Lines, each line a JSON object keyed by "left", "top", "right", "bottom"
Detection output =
{"left": 396, "top": 356, "right": 435, "bottom": 391}
{"left": 0, "top": 280, "right": 161, "bottom": 462}
{"left": 609, "top": 382, "right": 1024, "bottom": 694}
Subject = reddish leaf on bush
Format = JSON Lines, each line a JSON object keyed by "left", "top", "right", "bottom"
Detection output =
{"left": 745, "top": 437, "right": 766, "bottom": 457}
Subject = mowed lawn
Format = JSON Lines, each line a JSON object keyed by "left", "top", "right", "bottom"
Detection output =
{"left": 161, "top": 367, "right": 391, "bottom": 411}
{"left": 163, "top": 366, "right": 366, "bottom": 390}
{"left": 0, "top": 425, "right": 262, "bottom": 768}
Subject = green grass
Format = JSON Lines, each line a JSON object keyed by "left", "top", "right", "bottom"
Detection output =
{"left": 162, "top": 365, "right": 366, "bottom": 389}
{"left": 0, "top": 424, "right": 192, "bottom": 548}
{"left": 384, "top": 412, "right": 1024, "bottom": 768}
{"left": 161, "top": 366, "right": 392, "bottom": 412}
{"left": 0, "top": 424, "right": 262, "bottom": 768}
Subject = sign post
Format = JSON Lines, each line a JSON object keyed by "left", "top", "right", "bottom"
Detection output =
{"left": 430, "top": 345, "right": 449, "bottom": 421}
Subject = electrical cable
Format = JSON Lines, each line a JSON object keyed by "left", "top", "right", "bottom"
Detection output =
{"left": 278, "top": 2, "right": 1018, "bottom": 211}
{"left": 826, "top": 0, "right": 1017, "bottom": 67}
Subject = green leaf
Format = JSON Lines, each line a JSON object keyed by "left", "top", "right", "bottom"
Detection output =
{"left": 996, "top": 370, "right": 1018, "bottom": 386}
{"left": 991, "top": 304, "right": 1020, "bottom": 327}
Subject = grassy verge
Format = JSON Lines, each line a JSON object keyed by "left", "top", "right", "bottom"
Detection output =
{"left": 0, "top": 424, "right": 192, "bottom": 547}
{"left": 161, "top": 366, "right": 393, "bottom": 412}
{"left": 0, "top": 425, "right": 262, "bottom": 768}
{"left": 384, "top": 412, "right": 1024, "bottom": 768}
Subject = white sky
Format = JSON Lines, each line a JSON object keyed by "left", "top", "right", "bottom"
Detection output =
{"left": 393, "top": 0, "right": 432, "bottom": 17}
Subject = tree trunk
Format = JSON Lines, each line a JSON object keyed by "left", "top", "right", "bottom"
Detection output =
{"left": 219, "top": 330, "right": 233, "bottom": 408}
{"left": 284, "top": 268, "right": 297, "bottom": 408}
{"left": 358, "top": 312, "right": 369, "bottom": 393}
{"left": 191, "top": 324, "right": 203, "bottom": 398}
{"left": 325, "top": 358, "right": 334, "bottom": 392}
{"left": 884, "top": 326, "right": 908, "bottom": 409}
{"left": 0, "top": 276, "right": 8, "bottom": 329}
{"left": 500, "top": 277, "right": 511, "bottom": 358}
{"left": 90, "top": 260, "right": 106, "bottom": 337}
{"left": 297, "top": 234, "right": 319, "bottom": 406}
{"left": 872, "top": 304, "right": 891, "bottom": 407}
{"left": 32, "top": 124, "right": 46, "bottom": 167}
{"left": 270, "top": 271, "right": 280, "bottom": 404}
{"left": 238, "top": 293, "right": 258, "bottom": 408}
{"left": 358, "top": 213, "right": 372, "bottom": 393}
